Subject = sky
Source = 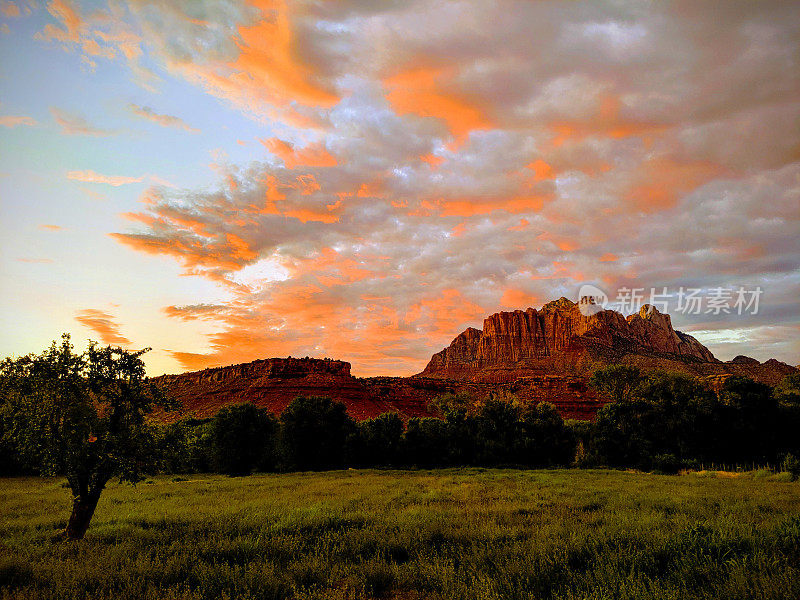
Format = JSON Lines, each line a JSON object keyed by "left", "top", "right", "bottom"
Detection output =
{"left": 0, "top": 0, "right": 798, "bottom": 377}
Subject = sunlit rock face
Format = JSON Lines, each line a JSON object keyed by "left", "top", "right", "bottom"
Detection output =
{"left": 153, "top": 299, "right": 796, "bottom": 424}
{"left": 422, "top": 298, "right": 716, "bottom": 379}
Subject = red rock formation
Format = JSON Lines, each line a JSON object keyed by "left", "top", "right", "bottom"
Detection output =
{"left": 422, "top": 298, "right": 716, "bottom": 379}
{"left": 153, "top": 299, "right": 796, "bottom": 423}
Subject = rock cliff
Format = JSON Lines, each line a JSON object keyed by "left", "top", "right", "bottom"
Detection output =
{"left": 422, "top": 298, "right": 715, "bottom": 378}
{"left": 153, "top": 299, "right": 796, "bottom": 423}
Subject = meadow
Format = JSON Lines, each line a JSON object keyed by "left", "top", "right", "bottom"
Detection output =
{"left": 1, "top": 469, "right": 799, "bottom": 600}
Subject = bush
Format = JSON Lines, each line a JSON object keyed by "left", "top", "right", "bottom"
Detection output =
{"left": 652, "top": 453, "right": 682, "bottom": 475}
{"left": 783, "top": 454, "right": 800, "bottom": 482}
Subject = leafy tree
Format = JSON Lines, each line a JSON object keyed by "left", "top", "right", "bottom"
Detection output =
{"left": 775, "top": 374, "right": 800, "bottom": 406}
{"left": 587, "top": 371, "right": 715, "bottom": 469}
{"left": 442, "top": 408, "right": 478, "bottom": 465}
{"left": 403, "top": 417, "right": 449, "bottom": 467}
{"left": 279, "top": 396, "right": 355, "bottom": 471}
{"left": 589, "top": 365, "right": 644, "bottom": 403}
{"left": 474, "top": 397, "right": 520, "bottom": 465}
{"left": 209, "top": 403, "right": 279, "bottom": 475}
{"left": 428, "top": 391, "right": 475, "bottom": 416}
{"left": 0, "top": 335, "right": 171, "bottom": 539}
{"left": 518, "top": 402, "right": 574, "bottom": 466}
{"left": 353, "top": 412, "right": 404, "bottom": 467}
{"left": 718, "top": 376, "right": 778, "bottom": 463}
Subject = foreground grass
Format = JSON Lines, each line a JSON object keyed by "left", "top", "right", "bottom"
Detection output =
{"left": 1, "top": 469, "right": 799, "bottom": 600}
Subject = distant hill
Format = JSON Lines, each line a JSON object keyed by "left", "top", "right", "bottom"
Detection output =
{"left": 153, "top": 298, "right": 797, "bottom": 422}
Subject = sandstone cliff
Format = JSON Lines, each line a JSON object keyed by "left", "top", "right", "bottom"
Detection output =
{"left": 422, "top": 298, "right": 715, "bottom": 379}
{"left": 153, "top": 299, "right": 796, "bottom": 423}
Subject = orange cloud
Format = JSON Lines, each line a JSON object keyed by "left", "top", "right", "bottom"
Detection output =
{"left": 51, "top": 107, "right": 115, "bottom": 136}
{"left": 39, "top": 224, "right": 63, "bottom": 231}
{"left": 526, "top": 159, "right": 555, "bottom": 181}
{"left": 127, "top": 103, "right": 199, "bottom": 133}
{"left": 549, "top": 95, "right": 665, "bottom": 147}
{"left": 67, "top": 170, "right": 144, "bottom": 186}
{"left": 0, "top": 115, "right": 36, "bottom": 127}
{"left": 438, "top": 194, "right": 550, "bottom": 217}
{"left": 178, "top": 0, "right": 337, "bottom": 119}
{"left": 500, "top": 288, "right": 537, "bottom": 309}
{"left": 1, "top": 2, "right": 20, "bottom": 18}
{"left": 626, "top": 157, "right": 723, "bottom": 212}
{"left": 75, "top": 309, "right": 131, "bottom": 346}
{"left": 507, "top": 218, "right": 529, "bottom": 231}
{"left": 405, "top": 289, "right": 486, "bottom": 337}
{"left": 384, "top": 66, "right": 492, "bottom": 143}
{"left": 599, "top": 253, "right": 618, "bottom": 262}
{"left": 17, "top": 258, "right": 53, "bottom": 264}
{"left": 261, "top": 137, "right": 337, "bottom": 169}
{"left": 282, "top": 207, "right": 339, "bottom": 223}
{"left": 420, "top": 153, "right": 445, "bottom": 168}
{"left": 232, "top": 0, "right": 338, "bottom": 108}
{"left": 35, "top": 0, "right": 81, "bottom": 44}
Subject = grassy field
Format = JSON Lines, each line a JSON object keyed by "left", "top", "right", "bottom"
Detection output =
{"left": 1, "top": 469, "right": 799, "bottom": 600}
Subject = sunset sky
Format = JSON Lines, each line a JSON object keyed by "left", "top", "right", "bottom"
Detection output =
{"left": 1, "top": 0, "right": 798, "bottom": 376}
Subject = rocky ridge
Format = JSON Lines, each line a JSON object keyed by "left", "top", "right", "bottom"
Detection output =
{"left": 154, "top": 299, "right": 796, "bottom": 422}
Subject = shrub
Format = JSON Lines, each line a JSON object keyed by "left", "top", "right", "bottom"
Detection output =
{"left": 783, "top": 454, "right": 800, "bottom": 482}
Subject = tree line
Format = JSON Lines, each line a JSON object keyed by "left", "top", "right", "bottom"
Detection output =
{"left": 1, "top": 336, "right": 799, "bottom": 538}
{"left": 144, "top": 367, "right": 800, "bottom": 477}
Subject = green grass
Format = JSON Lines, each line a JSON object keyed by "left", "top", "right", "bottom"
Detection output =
{"left": 1, "top": 469, "right": 799, "bottom": 599}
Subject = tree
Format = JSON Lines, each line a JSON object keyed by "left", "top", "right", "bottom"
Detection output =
{"left": 428, "top": 391, "right": 475, "bottom": 416}
{"left": 209, "top": 403, "right": 278, "bottom": 475}
{"left": 353, "top": 412, "right": 404, "bottom": 467}
{"left": 518, "top": 402, "right": 574, "bottom": 466}
{"left": 775, "top": 374, "right": 800, "bottom": 407}
{"left": 402, "top": 417, "right": 449, "bottom": 467}
{"left": 0, "top": 335, "right": 171, "bottom": 540}
{"left": 718, "top": 376, "right": 777, "bottom": 463}
{"left": 589, "top": 365, "right": 644, "bottom": 403}
{"left": 279, "top": 396, "right": 355, "bottom": 471}
{"left": 474, "top": 397, "right": 520, "bottom": 465}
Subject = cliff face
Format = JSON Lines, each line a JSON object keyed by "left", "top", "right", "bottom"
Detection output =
{"left": 153, "top": 355, "right": 608, "bottom": 423}
{"left": 152, "top": 299, "right": 796, "bottom": 424}
{"left": 422, "top": 298, "right": 715, "bottom": 378}
{"left": 153, "top": 357, "right": 384, "bottom": 421}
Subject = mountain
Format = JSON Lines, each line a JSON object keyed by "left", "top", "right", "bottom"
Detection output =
{"left": 423, "top": 298, "right": 794, "bottom": 385}
{"left": 153, "top": 298, "right": 796, "bottom": 422}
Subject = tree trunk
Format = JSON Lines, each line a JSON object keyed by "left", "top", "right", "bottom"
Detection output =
{"left": 64, "top": 494, "right": 100, "bottom": 540}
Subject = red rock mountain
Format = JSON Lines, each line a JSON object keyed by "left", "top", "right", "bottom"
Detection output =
{"left": 422, "top": 298, "right": 714, "bottom": 380}
{"left": 154, "top": 298, "right": 796, "bottom": 422}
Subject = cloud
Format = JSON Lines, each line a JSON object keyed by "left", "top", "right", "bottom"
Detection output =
{"left": 51, "top": 107, "right": 115, "bottom": 136}
{"left": 39, "top": 224, "right": 63, "bottom": 231}
{"left": 17, "top": 257, "right": 53, "bottom": 264}
{"left": 1, "top": 1, "right": 21, "bottom": 18}
{"left": 67, "top": 170, "right": 144, "bottom": 186}
{"left": 0, "top": 115, "right": 36, "bottom": 127}
{"left": 127, "top": 103, "right": 199, "bottom": 133}
{"left": 75, "top": 309, "right": 131, "bottom": 346}
{"left": 261, "top": 137, "right": 337, "bottom": 169}
{"left": 52, "top": 0, "right": 796, "bottom": 372}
